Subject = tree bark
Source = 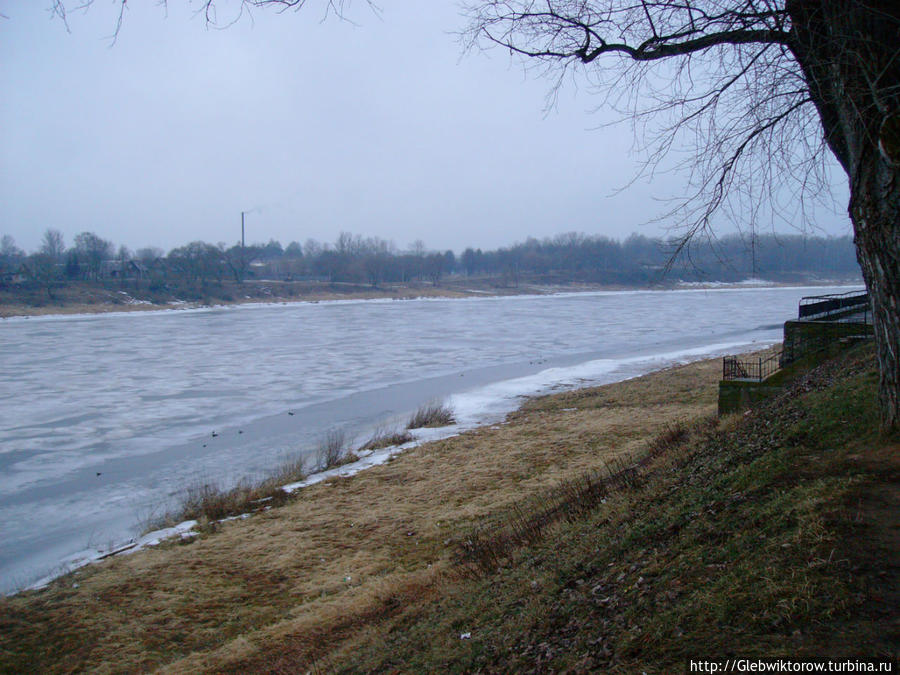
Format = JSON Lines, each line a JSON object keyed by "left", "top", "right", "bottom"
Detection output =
{"left": 788, "top": 0, "right": 900, "bottom": 431}
{"left": 852, "top": 153, "right": 900, "bottom": 432}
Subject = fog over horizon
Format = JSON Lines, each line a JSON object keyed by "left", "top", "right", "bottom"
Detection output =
{"left": 1, "top": 2, "right": 852, "bottom": 255}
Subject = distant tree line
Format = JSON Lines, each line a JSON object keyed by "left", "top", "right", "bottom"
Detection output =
{"left": 476, "top": 232, "right": 861, "bottom": 285}
{"left": 0, "top": 228, "right": 860, "bottom": 298}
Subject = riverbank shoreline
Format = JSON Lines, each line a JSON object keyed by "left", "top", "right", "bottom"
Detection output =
{"left": 8, "top": 340, "right": 772, "bottom": 596}
{"left": 3, "top": 344, "right": 894, "bottom": 672}
{"left": 7, "top": 286, "right": 845, "bottom": 597}
{"left": 0, "top": 277, "right": 860, "bottom": 319}
{"left": 0, "top": 350, "right": 749, "bottom": 665}
{"left": 0, "top": 279, "right": 571, "bottom": 318}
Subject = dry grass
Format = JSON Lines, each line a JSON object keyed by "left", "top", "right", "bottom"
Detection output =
{"left": 458, "top": 420, "right": 694, "bottom": 573}
{"left": 143, "top": 455, "right": 309, "bottom": 532}
{"left": 358, "top": 427, "right": 414, "bottom": 451}
{"left": 314, "top": 428, "right": 348, "bottom": 471}
{"left": 334, "top": 344, "right": 895, "bottom": 673}
{"left": 4, "top": 345, "right": 885, "bottom": 674}
{"left": 0, "top": 354, "right": 727, "bottom": 673}
{"left": 407, "top": 401, "right": 456, "bottom": 429}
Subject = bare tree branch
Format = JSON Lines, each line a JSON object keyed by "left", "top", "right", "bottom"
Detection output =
{"left": 462, "top": 1, "right": 827, "bottom": 255}
{"left": 49, "top": 0, "right": 379, "bottom": 37}
{"left": 464, "top": 0, "right": 900, "bottom": 428}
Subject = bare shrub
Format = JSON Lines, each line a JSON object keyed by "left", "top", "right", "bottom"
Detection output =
{"left": 177, "top": 478, "right": 293, "bottom": 524}
{"left": 316, "top": 428, "right": 347, "bottom": 471}
{"left": 268, "top": 453, "right": 307, "bottom": 485}
{"left": 407, "top": 401, "right": 455, "bottom": 429}
{"left": 141, "top": 454, "right": 308, "bottom": 533}
{"left": 180, "top": 480, "right": 241, "bottom": 522}
{"left": 645, "top": 421, "right": 690, "bottom": 457}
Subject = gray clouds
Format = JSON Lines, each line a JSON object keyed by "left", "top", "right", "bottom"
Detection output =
{"left": 0, "top": 2, "right": 850, "bottom": 254}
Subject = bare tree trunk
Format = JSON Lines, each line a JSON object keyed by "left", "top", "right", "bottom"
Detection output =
{"left": 788, "top": 0, "right": 900, "bottom": 431}
{"left": 851, "top": 156, "right": 900, "bottom": 431}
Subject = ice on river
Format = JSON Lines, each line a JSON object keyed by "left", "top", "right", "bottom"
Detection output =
{"left": 0, "top": 285, "right": 860, "bottom": 593}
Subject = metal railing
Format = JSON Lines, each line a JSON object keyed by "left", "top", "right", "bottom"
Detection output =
{"left": 798, "top": 290, "right": 869, "bottom": 322}
{"left": 722, "top": 349, "right": 783, "bottom": 382}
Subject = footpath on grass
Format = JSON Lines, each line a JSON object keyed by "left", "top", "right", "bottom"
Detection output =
{"left": 0, "top": 345, "right": 896, "bottom": 673}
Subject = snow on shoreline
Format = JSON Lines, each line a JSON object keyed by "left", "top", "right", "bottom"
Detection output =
{"left": 23, "top": 520, "right": 198, "bottom": 592}
{"left": 0, "top": 280, "right": 863, "bottom": 325}
{"left": 16, "top": 336, "right": 773, "bottom": 595}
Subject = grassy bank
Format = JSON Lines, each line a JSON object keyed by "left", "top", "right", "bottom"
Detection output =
{"left": 328, "top": 344, "right": 897, "bottom": 673}
{"left": 1, "top": 346, "right": 896, "bottom": 672}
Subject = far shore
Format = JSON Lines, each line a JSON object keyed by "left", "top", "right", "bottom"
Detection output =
{"left": 0, "top": 284, "right": 474, "bottom": 319}
{"left": 0, "top": 280, "right": 595, "bottom": 319}
{"left": 0, "top": 276, "right": 861, "bottom": 319}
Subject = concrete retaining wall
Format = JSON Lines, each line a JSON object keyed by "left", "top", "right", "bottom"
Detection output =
{"left": 718, "top": 320, "right": 873, "bottom": 415}
{"left": 782, "top": 320, "right": 873, "bottom": 365}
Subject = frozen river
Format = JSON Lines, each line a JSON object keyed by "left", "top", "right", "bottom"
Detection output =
{"left": 0, "top": 285, "right": 858, "bottom": 592}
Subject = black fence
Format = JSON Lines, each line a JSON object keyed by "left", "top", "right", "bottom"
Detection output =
{"left": 722, "top": 290, "right": 871, "bottom": 384}
{"left": 722, "top": 350, "right": 783, "bottom": 382}
{"left": 798, "top": 290, "right": 869, "bottom": 322}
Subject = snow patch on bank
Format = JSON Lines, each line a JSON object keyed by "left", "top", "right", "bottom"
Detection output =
{"left": 283, "top": 338, "right": 772, "bottom": 491}
{"left": 677, "top": 278, "right": 773, "bottom": 288}
{"left": 24, "top": 520, "right": 198, "bottom": 592}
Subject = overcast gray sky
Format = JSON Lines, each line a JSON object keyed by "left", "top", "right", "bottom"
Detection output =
{"left": 1, "top": 1, "right": 852, "bottom": 255}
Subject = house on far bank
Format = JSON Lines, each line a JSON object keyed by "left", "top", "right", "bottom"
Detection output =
{"left": 2, "top": 264, "right": 30, "bottom": 284}
{"left": 99, "top": 260, "right": 148, "bottom": 281}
